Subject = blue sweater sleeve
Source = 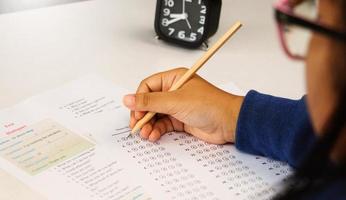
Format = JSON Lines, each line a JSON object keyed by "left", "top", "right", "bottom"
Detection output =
{"left": 235, "top": 90, "right": 316, "bottom": 168}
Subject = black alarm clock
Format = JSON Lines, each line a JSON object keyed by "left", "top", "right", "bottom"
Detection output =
{"left": 155, "top": 0, "right": 222, "bottom": 48}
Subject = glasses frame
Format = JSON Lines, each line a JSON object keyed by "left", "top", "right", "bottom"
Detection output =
{"left": 274, "top": 0, "right": 346, "bottom": 60}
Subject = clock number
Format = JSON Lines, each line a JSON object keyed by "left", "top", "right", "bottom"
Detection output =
{"left": 201, "top": 5, "right": 207, "bottom": 14}
{"left": 198, "top": 0, "right": 202, "bottom": 4}
{"left": 199, "top": 16, "right": 206, "bottom": 24}
{"left": 168, "top": 28, "right": 175, "bottom": 36}
{"left": 164, "top": 0, "right": 174, "bottom": 7}
{"left": 162, "top": 18, "right": 169, "bottom": 27}
{"left": 163, "top": 8, "right": 170, "bottom": 16}
{"left": 197, "top": 27, "right": 204, "bottom": 34}
{"left": 190, "top": 33, "right": 197, "bottom": 41}
{"left": 178, "top": 31, "right": 186, "bottom": 39}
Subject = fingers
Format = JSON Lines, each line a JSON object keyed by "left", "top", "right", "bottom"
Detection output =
{"left": 124, "top": 92, "right": 179, "bottom": 138}
{"left": 124, "top": 67, "right": 189, "bottom": 141}
{"left": 129, "top": 110, "right": 147, "bottom": 128}
{"left": 139, "top": 117, "right": 174, "bottom": 142}
{"left": 136, "top": 67, "right": 188, "bottom": 94}
{"left": 135, "top": 111, "right": 146, "bottom": 120}
{"left": 126, "top": 68, "right": 187, "bottom": 122}
{"left": 133, "top": 72, "right": 164, "bottom": 121}
{"left": 140, "top": 122, "right": 153, "bottom": 139}
{"left": 123, "top": 91, "right": 181, "bottom": 115}
{"left": 139, "top": 117, "right": 156, "bottom": 139}
{"left": 123, "top": 94, "right": 135, "bottom": 110}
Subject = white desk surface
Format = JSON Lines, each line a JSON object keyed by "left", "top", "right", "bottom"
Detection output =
{"left": 0, "top": 0, "right": 306, "bottom": 199}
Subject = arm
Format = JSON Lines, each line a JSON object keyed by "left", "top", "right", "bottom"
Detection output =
{"left": 235, "top": 90, "right": 316, "bottom": 168}
{"left": 124, "top": 68, "right": 315, "bottom": 168}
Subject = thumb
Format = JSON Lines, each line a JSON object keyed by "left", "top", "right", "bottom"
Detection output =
{"left": 123, "top": 92, "right": 180, "bottom": 115}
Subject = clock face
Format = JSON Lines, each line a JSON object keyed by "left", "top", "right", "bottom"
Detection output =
{"left": 158, "top": 0, "right": 207, "bottom": 43}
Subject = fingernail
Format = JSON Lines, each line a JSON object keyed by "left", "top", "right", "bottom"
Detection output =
{"left": 149, "top": 133, "right": 157, "bottom": 142}
{"left": 123, "top": 94, "right": 135, "bottom": 109}
{"left": 148, "top": 134, "right": 155, "bottom": 142}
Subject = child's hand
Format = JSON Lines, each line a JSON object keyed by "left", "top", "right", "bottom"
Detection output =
{"left": 123, "top": 68, "right": 244, "bottom": 144}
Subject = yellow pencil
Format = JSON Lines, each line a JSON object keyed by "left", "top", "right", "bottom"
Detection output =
{"left": 132, "top": 21, "right": 243, "bottom": 134}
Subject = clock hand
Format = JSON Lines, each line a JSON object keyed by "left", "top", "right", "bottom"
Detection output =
{"left": 185, "top": 18, "right": 192, "bottom": 29}
{"left": 182, "top": 0, "right": 186, "bottom": 14}
{"left": 166, "top": 17, "right": 184, "bottom": 26}
{"left": 167, "top": 12, "right": 188, "bottom": 26}
{"left": 170, "top": 13, "right": 185, "bottom": 19}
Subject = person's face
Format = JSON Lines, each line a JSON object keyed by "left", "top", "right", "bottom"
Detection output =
{"left": 305, "top": 0, "right": 344, "bottom": 135}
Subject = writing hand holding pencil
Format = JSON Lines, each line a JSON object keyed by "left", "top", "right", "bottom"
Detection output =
{"left": 123, "top": 22, "right": 243, "bottom": 144}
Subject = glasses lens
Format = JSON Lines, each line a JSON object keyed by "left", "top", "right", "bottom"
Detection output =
{"left": 283, "top": 23, "right": 312, "bottom": 58}
{"left": 293, "top": 0, "right": 318, "bottom": 20}
{"left": 282, "top": 0, "right": 317, "bottom": 58}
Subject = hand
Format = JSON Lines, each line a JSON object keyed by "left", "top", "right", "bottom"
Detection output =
{"left": 123, "top": 68, "right": 244, "bottom": 144}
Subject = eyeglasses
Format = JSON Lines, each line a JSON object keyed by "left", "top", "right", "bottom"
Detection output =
{"left": 274, "top": 0, "right": 346, "bottom": 60}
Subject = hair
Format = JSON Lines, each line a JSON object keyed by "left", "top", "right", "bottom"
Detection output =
{"left": 274, "top": 1, "right": 346, "bottom": 199}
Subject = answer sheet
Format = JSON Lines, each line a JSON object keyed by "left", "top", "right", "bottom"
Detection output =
{"left": 0, "top": 75, "right": 292, "bottom": 200}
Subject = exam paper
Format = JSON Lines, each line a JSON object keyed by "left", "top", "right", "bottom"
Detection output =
{"left": 0, "top": 75, "right": 291, "bottom": 200}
